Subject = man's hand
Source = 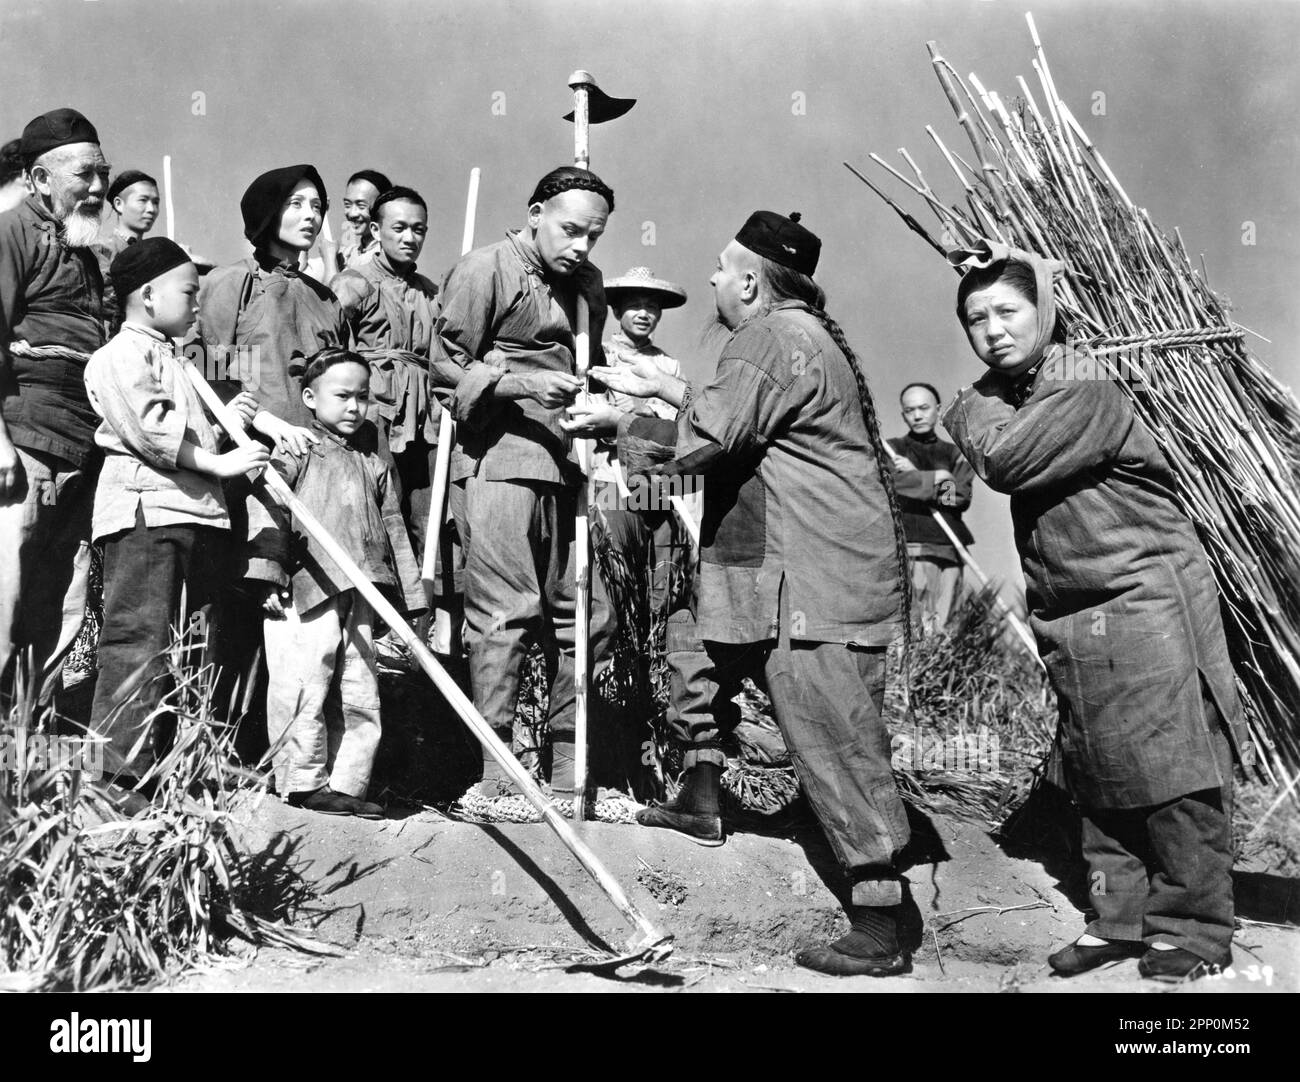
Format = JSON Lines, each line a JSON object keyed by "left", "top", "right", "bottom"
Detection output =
{"left": 212, "top": 443, "right": 271, "bottom": 479}
{"left": 590, "top": 356, "right": 664, "bottom": 399}
{"left": 560, "top": 398, "right": 624, "bottom": 436}
{"left": 933, "top": 468, "right": 954, "bottom": 485}
{"left": 228, "top": 391, "right": 260, "bottom": 431}
{"left": 0, "top": 436, "right": 19, "bottom": 498}
{"left": 256, "top": 411, "right": 320, "bottom": 456}
{"left": 499, "top": 371, "right": 583, "bottom": 409}
{"left": 884, "top": 444, "right": 915, "bottom": 473}
{"left": 260, "top": 584, "right": 289, "bottom": 619}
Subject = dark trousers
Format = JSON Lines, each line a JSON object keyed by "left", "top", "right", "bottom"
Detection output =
{"left": 0, "top": 447, "right": 97, "bottom": 692}
{"left": 89, "top": 508, "right": 225, "bottom": 778}
{"left": 1081, "top": 706, "right": 1235, "bottom": 962}
{"left": 666, "top": 591, "right": 910, "bottom": 907}
{"left": 395, "top": 436, "right": 436, "bottom": 560}
{"left": 1082, "top": 789, "right": 1235, "bottom": 961}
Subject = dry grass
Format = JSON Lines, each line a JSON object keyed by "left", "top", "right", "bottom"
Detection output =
{"left": 1, "top": 622, "right": 333, "bottom": 990}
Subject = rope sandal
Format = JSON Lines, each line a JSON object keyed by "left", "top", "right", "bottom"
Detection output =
{"left": 455, "top": 782, "right": 644, "bottom": 825}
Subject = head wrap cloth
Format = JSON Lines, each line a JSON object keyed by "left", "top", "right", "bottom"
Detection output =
{"left": 240, "top": 164, "right": 328, "bottom": 248}
{"left": 949, "top": 238, "right": 1066, "bottom": 367}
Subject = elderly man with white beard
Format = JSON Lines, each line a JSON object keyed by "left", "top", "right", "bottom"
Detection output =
{"left": 0, "top": 108, "right": 110, "bottom": 693}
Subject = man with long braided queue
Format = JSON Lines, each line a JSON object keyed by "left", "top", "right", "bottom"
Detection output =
{"left": 594, "top": 211, "right": 918, "bottom": 977}
{"left": 0, "top": 108, "right": 109, "bottom": 691}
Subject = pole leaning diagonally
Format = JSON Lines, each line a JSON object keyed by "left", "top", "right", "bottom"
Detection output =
{"left": 185, "top": 363, "right": 672, "bottom": 961}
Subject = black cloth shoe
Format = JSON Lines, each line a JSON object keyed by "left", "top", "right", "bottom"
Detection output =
{"left": 1138, "top": 946, "right": 1230, "bottom": 982}
{"left": 1048, "top": 938, "right": 1145, "bottom": 976}
{"left": 634, "top": 804, "right": 724, "bottom": 846}
{"left": 794, "top": 944, "right": 911, "bottom": 977}
{"left": 636, "top": 763, "right": 723, "bottom": 844}
{"left": 795, "top": 905, "right": 911, "bottom": 977}
{"left": 348, "top": 795, "right": 385, "bottom": 820}
{"left": 288, "top": 785, "right": 357, "bottom": 816}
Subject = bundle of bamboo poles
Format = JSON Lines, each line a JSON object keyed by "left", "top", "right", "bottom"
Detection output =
{"left": 847, "top": 12, "right": 1300, "bottom": 794}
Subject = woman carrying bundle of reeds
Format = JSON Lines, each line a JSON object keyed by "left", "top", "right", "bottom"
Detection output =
{"left": 942, "top": 242, "right": 1253, "bottom": 983}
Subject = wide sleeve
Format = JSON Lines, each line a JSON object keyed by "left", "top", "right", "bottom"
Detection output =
{"left": 331, "top": 269, "right": 371, "bottom": 329}
{"left": 244, "top": 449, "right": 302, "bottom": 587}
{"left": 0, "top": 214, "right": 32, "bottom": 400}
{"left": 941, "top": 365, "right": 1133, "bottom": 495}
{"left": 432, "top": 251, "right": 506, "bottom": 427}
{"left": 84, "top": 343, "right": 189, "bottom": 469}
{"left": 949, "top": 447, "right": 975, "bottom": 513}
{"left": 669, "top": 324, "right": 802, "bottom": 473}
{"left": 192, "top": 263, "right": 251, "bottom": 403}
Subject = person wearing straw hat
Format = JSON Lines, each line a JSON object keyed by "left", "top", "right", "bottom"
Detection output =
{"left": 595, "top": 211, "right": 917, "bottom": 977}
{"left": 942, "top": 242, "right": 1252, "bottom": 982}
{"left": 0, "top": 108, "right": 109, "bottom": 693}
{"left": 565, "top": 265, "right": 692, "bottom": 604}
{"left": 598, "top": 266, "right": 686, "bottom": 420}
{"left": 432, "top": 165, "right": 616, "bottom": 801}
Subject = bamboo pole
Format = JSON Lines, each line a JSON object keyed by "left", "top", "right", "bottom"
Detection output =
{"left": 185, "top": 363, "right": 673, "bottom": 961}
{"left": 161, "top": 155, "right": 176, "bottom": 241}
{"left": 421, "top": 167, "right": 480, "bottom": 602}
{"left": 928, "top": 510, "right": 1045, "bottom": 671}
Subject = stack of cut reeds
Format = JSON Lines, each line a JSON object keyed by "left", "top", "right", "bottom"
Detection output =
{"left": 847, "top": 12, "right": 1300, "bottom": 795}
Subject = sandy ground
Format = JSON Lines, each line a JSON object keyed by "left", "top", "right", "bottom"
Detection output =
{"left": 167, "top": 795, "right": 1299, "bottom": 995}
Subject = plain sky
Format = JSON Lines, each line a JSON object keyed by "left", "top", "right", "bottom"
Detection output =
{"left": 3, "top": 0, "right": 1297, "bottom": 596}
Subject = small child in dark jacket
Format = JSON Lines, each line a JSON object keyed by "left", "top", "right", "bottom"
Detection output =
{"left": 246, "top": 348, "right": 423, "bottom": 818}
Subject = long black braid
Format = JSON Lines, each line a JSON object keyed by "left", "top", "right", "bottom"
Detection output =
{"left": 758, "top": 257, "right": 914, "bottom": 660}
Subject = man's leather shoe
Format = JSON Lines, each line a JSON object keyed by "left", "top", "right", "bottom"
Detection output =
{"left": 1138, "top": 946, "right": 1230, "bottom": 982}
{"left": 1048, "top": 938, "right": 1144, "bottom": 976}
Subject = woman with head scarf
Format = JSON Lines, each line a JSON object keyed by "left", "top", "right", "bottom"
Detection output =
{"left": 941, "top": 242, "right": 1253, "bottom": 982}
{"left": 193, "top": 164, "right": 348, "bottom": 457}
{"left": 187, "top": 165, "right": 349, "bottom": 745}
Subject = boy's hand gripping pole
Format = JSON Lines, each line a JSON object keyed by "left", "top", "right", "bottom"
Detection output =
{"left": 185, "top": 364, "right": 672, "bottom": 963}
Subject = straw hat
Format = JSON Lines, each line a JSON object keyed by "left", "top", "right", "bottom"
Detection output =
{"left": 604, "top": 266, "right": 687, "bottom": 309}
